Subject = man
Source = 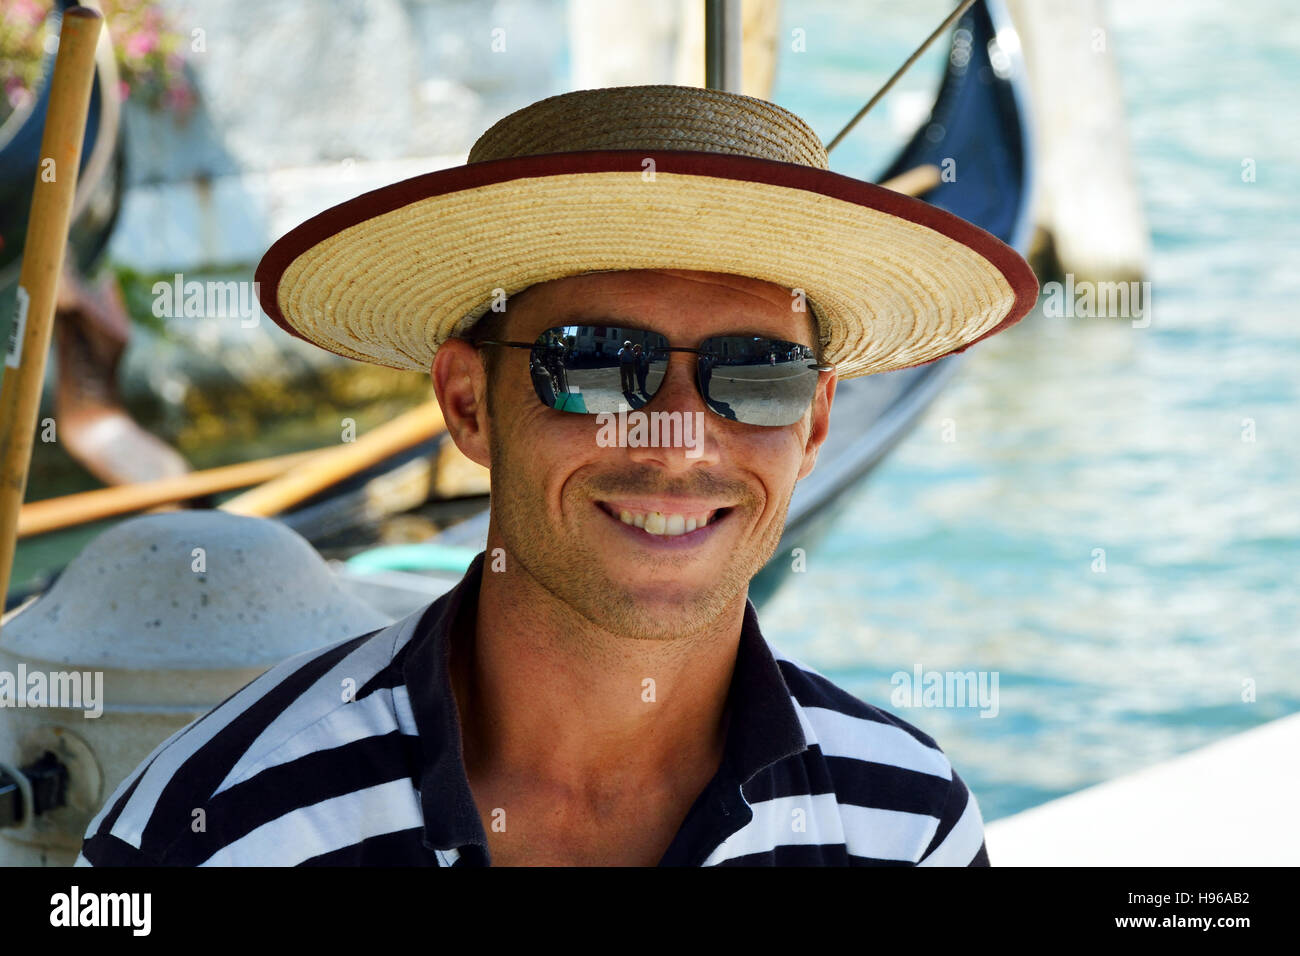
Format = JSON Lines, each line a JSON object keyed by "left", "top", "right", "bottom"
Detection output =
{"left": 632, "top": 342, "right": 650, "bottom": 396}
{"left": 617, "top": 339, "right": 636, "bottom": 394}
{"left": 78, "top": 85, "right": 1036, "bottom": 866}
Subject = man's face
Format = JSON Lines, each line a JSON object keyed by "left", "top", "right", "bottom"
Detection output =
{"left": 434, "top": 268, "right": 836, "bottom": 640}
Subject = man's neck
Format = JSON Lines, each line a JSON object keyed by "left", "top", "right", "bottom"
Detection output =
{"left": 449, "top": 552, "right": 744, "bottom": 804}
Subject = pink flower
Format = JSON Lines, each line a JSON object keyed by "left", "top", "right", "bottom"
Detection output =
{"left": 118, "top": 79, "right": 130, "bottom": 102}
{"left": 125, "top": 30, "right": 158, "bottom": 59}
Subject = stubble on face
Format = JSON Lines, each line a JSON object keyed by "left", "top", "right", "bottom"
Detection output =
{"left": 487, "top": 446, "right": 794, "bottom": 642}
{"left": 476, "top": 270, "right": 817, "bottom": 643}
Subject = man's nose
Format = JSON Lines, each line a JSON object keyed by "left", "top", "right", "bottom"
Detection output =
{"left": 625, "top": 353, "right": 720, "bottom": 469}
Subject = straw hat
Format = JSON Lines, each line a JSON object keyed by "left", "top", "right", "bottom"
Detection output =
{"left": 255, "top": 85, "right": 1038, "bottom": 380}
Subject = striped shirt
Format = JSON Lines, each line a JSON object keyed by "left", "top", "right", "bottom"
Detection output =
{"left": 77, "top": 551, "right": 989, "bottom": 866}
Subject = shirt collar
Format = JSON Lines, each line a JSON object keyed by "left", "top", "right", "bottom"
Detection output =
{"left": 401, "top": 550, "right": 808, "bottom": 855}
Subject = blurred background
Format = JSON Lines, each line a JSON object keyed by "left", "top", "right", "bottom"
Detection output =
{"left": 1, "top": 0, "right": 1296, "bottom": 861}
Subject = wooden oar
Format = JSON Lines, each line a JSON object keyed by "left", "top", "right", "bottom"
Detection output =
{"left": 878, "top": 163, "right": 942, "bottom": 197}
{"left": 18, "top": 398, "right": 452, "bottom": 537}
{"left": 16, "top": 448, "right": 323, "bottom": 538}
{"left": 0, "top": 6, "right": 103, "bottom": 619}
{"left": 220, "top": 400, "right": 447, "bottom": 517}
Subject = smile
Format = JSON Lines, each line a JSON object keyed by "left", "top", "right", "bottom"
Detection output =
{"left": 595, "top": 500, "right": 733, "bottom": 541}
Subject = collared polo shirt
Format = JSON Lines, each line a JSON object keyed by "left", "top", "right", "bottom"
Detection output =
{"left": 78, "top": 552, "right": 989, "bottom": 866}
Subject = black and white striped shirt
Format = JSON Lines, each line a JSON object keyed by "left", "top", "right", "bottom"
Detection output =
{"left": 78, "top": 551, "right": 989, "bottom": 866}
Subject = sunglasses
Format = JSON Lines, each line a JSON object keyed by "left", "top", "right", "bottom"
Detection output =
{"left": 468, "top": 324, "right": 833, "bottom": 427}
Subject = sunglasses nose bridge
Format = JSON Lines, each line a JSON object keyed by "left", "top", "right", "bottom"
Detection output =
{"left": 641, "top": 349, "right": 709, "bottom": 413}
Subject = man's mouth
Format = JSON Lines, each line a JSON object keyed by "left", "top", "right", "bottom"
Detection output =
{"left": 594, "top": 500, "right": 733, "bottom": 539}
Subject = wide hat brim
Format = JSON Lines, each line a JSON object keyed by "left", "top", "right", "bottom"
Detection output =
{"left": 255, "top": 148, "right": 1038, "bottom": 380}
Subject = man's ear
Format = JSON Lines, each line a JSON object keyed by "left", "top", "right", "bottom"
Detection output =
{"left": 796, "top": 370, "right": 836, "bottom": 481}
{"left": 431, "top": 339, "right": 492, "bottom": 469}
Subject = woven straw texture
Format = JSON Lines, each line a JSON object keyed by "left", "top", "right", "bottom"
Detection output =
{"left": 469, "top": 85, "right": 829, "bottom": 169}
{"left": 262, "top": 85, "right": 1033, "bottom": 380}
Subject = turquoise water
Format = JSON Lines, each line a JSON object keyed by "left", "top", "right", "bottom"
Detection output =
{"left": 762, "top": 1, "right": 1300, "bottom": 820}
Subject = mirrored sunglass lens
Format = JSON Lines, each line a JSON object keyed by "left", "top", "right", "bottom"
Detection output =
{"left": 696, "top": 336, "right": 820, "bottom": 426}
{"left": 527, "top": 325, "right": 669, "bottom": 414}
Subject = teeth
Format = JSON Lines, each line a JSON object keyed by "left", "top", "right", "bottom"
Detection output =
{"left": 615, "top": 507, "right": 718, "bottom": 537}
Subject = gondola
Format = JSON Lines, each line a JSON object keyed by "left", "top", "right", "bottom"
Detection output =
{"left": 323, "top": 0, "right": 1036, "bottom": 618}
{"left": 0, "top": 0, "right": 125, "bottom": 301}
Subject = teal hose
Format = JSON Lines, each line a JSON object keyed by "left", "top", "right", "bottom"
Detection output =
{"left": 345, "top": 543, "right": 480, "bottom": 575}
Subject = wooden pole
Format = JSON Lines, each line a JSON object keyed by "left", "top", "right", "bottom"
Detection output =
{"left": 0, "top": 5, "right": 104, "bottom": 620}
{"left": 1004, "top": 0, "right": 1149, "bottom": 282}
{"left": 704, "top": 0, "right": 742, "bottom": 92}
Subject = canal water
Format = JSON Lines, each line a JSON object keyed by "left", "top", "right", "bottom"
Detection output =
{"left": 762, "top": 0, "right": 1300, "bottom": 820}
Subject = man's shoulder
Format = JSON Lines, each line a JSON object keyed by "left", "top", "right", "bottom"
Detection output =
{"left": 78, "top": 614, "right": 421, "bottom": 867}
{"left": 763, "top": 646, "right": 989, "bottom": 866}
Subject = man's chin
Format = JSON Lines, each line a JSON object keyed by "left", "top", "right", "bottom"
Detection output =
{"left": 583, "top": 584, "right": 738, "bottom": 642}
{"left": 576, "top": 546, "right": 755, "bottom": 639}
{"left": 493, "top": 502, "right": 761, "bottom": 639}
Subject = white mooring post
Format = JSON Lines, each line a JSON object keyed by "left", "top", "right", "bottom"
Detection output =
{"left": 1005, "top": 0, "right": 1150, "bottom": 283}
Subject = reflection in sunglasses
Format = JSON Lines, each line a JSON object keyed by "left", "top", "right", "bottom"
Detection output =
{"left": 524, "top": 325, "right": 823, "bottom": 427}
